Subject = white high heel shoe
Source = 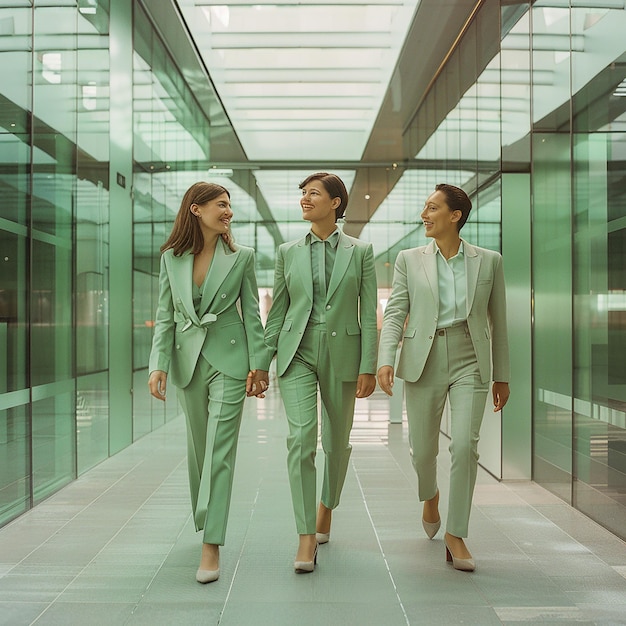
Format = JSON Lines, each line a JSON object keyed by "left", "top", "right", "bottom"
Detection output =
{"left": 196, "top": 568, "right": 220, "bottom": 583}
{"left": 294, "top": 544, "right": 318, "bottom": 574}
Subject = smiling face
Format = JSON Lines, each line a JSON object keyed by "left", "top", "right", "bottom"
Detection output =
{"left": 420, "top": 190, "right": 461, "bottom": 239}
{"left": 191, "top": 191, "right": 233, "bottom": 238}
{"left": 300, "top": 179, "right": 340, "bottom": 224}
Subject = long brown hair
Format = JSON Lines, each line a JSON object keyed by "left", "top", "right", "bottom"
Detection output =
{"left": 161, "top": 182, "right": 235, "bottom": 255}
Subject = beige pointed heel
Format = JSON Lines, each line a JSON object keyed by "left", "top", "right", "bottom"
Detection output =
{"left": 422, "top": 517, "right": 441, "bottom": 540}
{"left": 444, "top": 538, "right": 475, "bottom": 572}
{"left": 294, "top": 544, "right": 318, "bottom": 574}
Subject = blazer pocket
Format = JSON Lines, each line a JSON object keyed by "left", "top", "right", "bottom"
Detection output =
{"left": 403, "top": 328, "right": 417, "bottom": 338}
{"left": 281, "top": 319, "right": 293, "bottom": 331}
{"left": 346, "top": 325, "right": 361, "bottom": 336}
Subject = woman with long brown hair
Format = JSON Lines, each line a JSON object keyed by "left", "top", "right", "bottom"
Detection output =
{"left": 149, "top": 182, "right": 268, "bottom": 583}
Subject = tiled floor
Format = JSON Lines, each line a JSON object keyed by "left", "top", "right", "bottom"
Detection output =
{"left": 1, "top": 388, "right": 626, "bottom": 625}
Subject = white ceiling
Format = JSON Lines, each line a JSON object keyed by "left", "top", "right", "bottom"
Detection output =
{"left": 176, "top": 0, "right": 422, "bottom": 161}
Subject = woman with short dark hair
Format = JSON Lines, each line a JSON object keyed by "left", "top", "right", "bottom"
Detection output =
{"left": 378, "top": 183, "right": 510, "bottom": 572}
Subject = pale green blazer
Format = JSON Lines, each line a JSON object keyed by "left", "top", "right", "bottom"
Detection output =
{"left": 261, "top": 230, "right": 378, "bottom": 381}
{"left": 149, "top": 239, "right": 266, "bottom": 388}
{"left": 378, "top": 239, "right": 510, "bottom": 384}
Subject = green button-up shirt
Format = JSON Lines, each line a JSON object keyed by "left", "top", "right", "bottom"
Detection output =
{"left": 308, "top": 228, "right": 340, "bottom": 323}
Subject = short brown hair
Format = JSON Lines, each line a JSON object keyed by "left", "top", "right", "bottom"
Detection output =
{"left": 435, "top": 183, "right": 472, "bottom": 231}
{"left": 299, "top": 172, "right": 349, "bottom": 221}
{"left": 161, "top": 182, "right": 234, "bottom": 255}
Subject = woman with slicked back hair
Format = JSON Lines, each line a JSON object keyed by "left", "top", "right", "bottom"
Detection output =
{"left": 149, "top": 182, "right": 269, "bottom": 583}
{"left": 378, "top": 183, "right": 510, "bottom": 572}
{"left": 259, "top": 172, "right": 378, "bottom": 573}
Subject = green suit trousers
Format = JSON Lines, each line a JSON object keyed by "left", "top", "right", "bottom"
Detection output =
{"left": 278, "top": 323, "right": 357, "bottom": 534}
{"left": 403, "top": 322, "right": 489, "bottom": 538}
{"left": 176, "top": 356, "right": 246, "bottom": 545}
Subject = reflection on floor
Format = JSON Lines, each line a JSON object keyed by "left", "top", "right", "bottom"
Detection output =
{"left": 1, "top": 388, "right": 626, "bottom": 625}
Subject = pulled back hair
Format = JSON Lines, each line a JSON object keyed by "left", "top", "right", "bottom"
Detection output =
{"left": 299, "top": 172, "right": 349, "bottom": 221}
{"left": 161, "top": 182, "right": 234, "bottom": 255}
{"left": 435, "top": 183, "right": 472, "bottom": 231}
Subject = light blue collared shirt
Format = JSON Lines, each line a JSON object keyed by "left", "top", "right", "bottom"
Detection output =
{"left": 435, "top": 241, "right": 466, "bottom": 329}
{"left": 308, "top": 228, "right": 340, "bottom": 323}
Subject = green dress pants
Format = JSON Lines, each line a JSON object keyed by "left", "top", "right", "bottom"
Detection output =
{"left": 278, "top": 324, "right": 357, "bottom": 534}
{"left": 403, "top": 322, "right": 489, "bottom": 538}
{"left": 176, "top": 356, "right": 246, "bottom": 545}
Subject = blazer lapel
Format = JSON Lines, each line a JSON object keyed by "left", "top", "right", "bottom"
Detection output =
{"left": 422, "top": 240, "right": 439, "bottom": 305}
{"left": 326, "top": 232, "right": 354, "bottom": 301}
{"left": 463, "top": 240, "right": 481, "bottom": 315}
{"left": 199, "top": 239, "right": 239, "bottom": 314}
{"left": 167, "top": 251, "right": 201, "bottom": 324}
{"left": 295, "top": 237, "right": 314, "bottom": 302}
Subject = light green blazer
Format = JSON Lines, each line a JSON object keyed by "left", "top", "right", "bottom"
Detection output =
{"left": 261, "top": 230, "right": 378, "bottom": 381}
{"left": 378, "top": 239, "right": 510, "bottom": 384}
{"left": 149, "top": 239, "right": 266, "bottom": 388}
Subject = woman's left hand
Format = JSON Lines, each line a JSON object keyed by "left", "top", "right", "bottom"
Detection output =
{"left": 492, "top": 382, "right": 510, "bottom": 412}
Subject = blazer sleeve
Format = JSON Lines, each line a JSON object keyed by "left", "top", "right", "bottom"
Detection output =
{"left": 148, "top": 253, "right": 174, "bottom": 375}
{"left": 488, "top": 254, "right": 510, "bottom": 383}
{"left": 261, "top": 244, "right": 289, "bottom": 369}
{"left": 377, "top": 250, "right": 410, "bottom": 369}
{"left": 239, "top": 248, "right": 268, "bottom": 372}
{"left": 358, "top": 242, "right": 378, "bottom": 375}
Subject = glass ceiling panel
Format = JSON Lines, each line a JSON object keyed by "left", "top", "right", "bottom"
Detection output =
{"left": 178, "top": 0, "right": 421, "bottom": 161}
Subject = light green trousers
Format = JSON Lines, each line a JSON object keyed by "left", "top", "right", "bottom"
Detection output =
{"left": 404, "top": 322, "right": 489, "bottom": 538}
{"left": 176, "top": 356, "right": 246, "bottom": 545}
{"left": 278, "top": 324, "right": 357, "bottom": 534}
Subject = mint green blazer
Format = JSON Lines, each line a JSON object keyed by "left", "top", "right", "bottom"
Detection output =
{"left": 149, "top": 239, "right": 266, "bottom": 388}
{"left": 261, "top": 230, "right": 378, "bottom": 381}
{"left": 378, "top": 239, "right": 510, "bottom": 384}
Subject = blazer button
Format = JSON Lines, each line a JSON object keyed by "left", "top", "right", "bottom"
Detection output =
{"left": 331, "top": 331, "right": 337, "bottom": 337}
{"left": 230, "top": 339, "right": 236, "bottom": 344}
{"left": 221, "top": 293, "right": 227, "bottom": 299}
{"left": 176, "top": 344, "right": 181, "bottom": 349}
{"left": 326, "top": 304, "right": 331, "bottom": 310}
{"left": 428, "top": 336, "right": 432, "bottom": 340}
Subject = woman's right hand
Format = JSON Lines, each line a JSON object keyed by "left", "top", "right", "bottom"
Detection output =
{"left": 377, "top": 365, "right": 395, "bottom": 396}
{"left": 148, "top": 370, "right": 167, "bottom": 401}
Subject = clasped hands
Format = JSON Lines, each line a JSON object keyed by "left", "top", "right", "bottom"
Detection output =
{"left": 246, "top": 369, "right": 269, "bottom": 398}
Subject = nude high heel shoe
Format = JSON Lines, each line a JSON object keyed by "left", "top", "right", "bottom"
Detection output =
{"left": 422, "top": 490, "right": 440, "bottom": 539}
{"left": 422, "top": 518, "right": 441, "bottom": 540}
{"left": 444, "top": 538, "right": 475, "bottom": 572}
{"left": 294, "top": 544, "right": 318, "bottom": 574}
{"left": 196, "top": 568, "right": 220, "bottom": 583}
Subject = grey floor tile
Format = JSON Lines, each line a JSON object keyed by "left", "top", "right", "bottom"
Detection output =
{"left": 219, "top": 601, "right": 408, "bottom": 626}
{"left": 33, "top": 602, "right": 137, "bottom": 626}
{"left": 0, "top": 601, "right": 48, "bottom": 626}
{"left": 0, "top": 573, "right": 75, "bottom": 603}
{"left": 404, "top": 603, "right": 503, "bottom": 625}
{"left": 125, "top": 601, "right": 224, "bottom": 626}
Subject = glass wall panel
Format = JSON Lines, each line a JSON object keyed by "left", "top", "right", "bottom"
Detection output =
{"left": 570, "top": 1, "right": 626, "bottom": 538}
{"left": 32, "top": 386, "right": 75, "bottom": 502}
{"left": 77, "top": 372, "right": 108, "bottom": 474}
{"left": 0, "top": 404, "right": 29, "bottom": 526}
{"left": 531, "top": 132, "right": 573, "bottom": 503}
{"left": 0, "top": 229, "right": 28, "bottom": 393}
